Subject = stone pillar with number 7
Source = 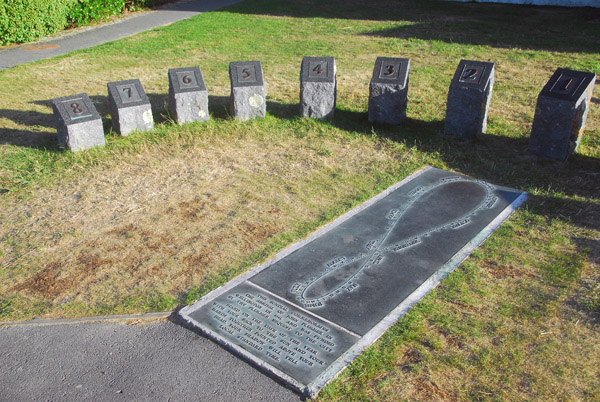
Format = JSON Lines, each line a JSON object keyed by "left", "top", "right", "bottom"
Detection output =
{"left": 52, "top": 93, "right": 105, "bottom": 151}
{"left": 444, "top": 60, "right": 495, "bottom": 140}
{"left": 168, "top": 67, "right": 209, "bottom": 125}
{"left": 107, "top": 79, "right": 154, "bottom": 135}
{"left": 229, "top": 61, "right": 267, "bottom": 121}
{"left": 300, "top": 57, "right": 336, "bottom": 119}
{"left": 529, "top": 68, "right": 596, "bottom": 161}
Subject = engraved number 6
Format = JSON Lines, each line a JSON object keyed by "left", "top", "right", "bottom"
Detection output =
{"left": 182, "top": 74, "right": 192, "bottom": 84}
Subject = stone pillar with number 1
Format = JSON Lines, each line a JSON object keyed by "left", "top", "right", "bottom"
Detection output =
{"left": 300, "top": 56, "right": 336, "bottom": 119}
{"left": 368, "top": 57, "right": 410, "bottom": 124}
{"left": 529, "top": 68, "right": 596, "bottom": 161}
{"left": 107, "top": 79, "right": 154, "bottom": 135}
{"left": 229, "top": 61, "right": 267, "bottom": 121}
{"left": 52, "top": 93, "right": 105, "bottom": 151}
{"left": 444, "top": 60, "right": 495, "bottom": 140}
{"left": 168, "top": 67, "right": 209, "bottom": 125}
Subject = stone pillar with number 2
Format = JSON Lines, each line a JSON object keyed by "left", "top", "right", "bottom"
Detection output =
{"left": 229, "top": 61, "right": 267, "bottom": 121}
{"left": 52, "top": 93, "right": 105, "bottom": 151}
{"left": 444, "top": 60, "right": 495, "bottom": 140}
{"left": 168, "top": 67, "right": 209, "bottom": 125}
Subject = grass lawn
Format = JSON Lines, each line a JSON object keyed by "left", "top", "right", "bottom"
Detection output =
{"left": 1, "top": 0, "right": 599, "bottom": 400}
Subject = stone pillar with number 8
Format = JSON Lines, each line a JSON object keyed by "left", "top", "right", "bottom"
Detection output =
{"left": 168, "top": 67, "right": 209, "bottom": 125}
{"left": 52, "top": 93, "right": 105, "bottom": 151}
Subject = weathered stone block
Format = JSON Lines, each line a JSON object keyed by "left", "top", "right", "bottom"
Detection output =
{"left": 368, "top": 57, "right": 410, "bottom": 124}
{"left": 300, "top": 56, "right": 336, "bottom": 119}
{"left": 168, "top": 67, "right": 209, "bottom": 125}
{"left": 52, "top": 93, "right": 105, "bottom": 151}
{"left": 107, "top": 79, "right": 153, "bottom": 136}
{"left": 444, "top": 60, "right": 495, "bottom": 140}
{"left": 529, "top": 68, "right": 596, "bottom": 160}
{"left": 229, "top": 61, "right": 266, "bottom": 121}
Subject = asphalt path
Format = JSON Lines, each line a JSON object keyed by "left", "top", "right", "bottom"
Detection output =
{"left": 0, "top": 0, "right": 241, "bottom": 70}
{"left": 0, "top": 316, "right": 302, "bottom": 402}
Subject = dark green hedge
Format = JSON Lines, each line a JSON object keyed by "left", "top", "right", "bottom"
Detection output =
{"left": 0, "top": 0, "right": 72, "bottom": 46}
{"left": 0, "top": 0, "right": 172, "bottom": 46}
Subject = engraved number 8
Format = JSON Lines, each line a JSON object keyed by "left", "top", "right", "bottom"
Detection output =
{"left": 71, "top": 102, "right": 82, "bottom": 114}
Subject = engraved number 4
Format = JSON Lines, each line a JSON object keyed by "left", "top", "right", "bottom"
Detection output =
{"left": 313, "top": 63, "right": 323, "bottom": 75}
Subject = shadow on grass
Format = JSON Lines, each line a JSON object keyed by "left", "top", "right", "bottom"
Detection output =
{"left": 223, "top": 0, "right": 600, "bottom": 54}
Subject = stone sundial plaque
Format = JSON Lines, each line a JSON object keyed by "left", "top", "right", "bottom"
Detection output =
{"left": 179, "top": 166, "right": 527, "bottom": 397}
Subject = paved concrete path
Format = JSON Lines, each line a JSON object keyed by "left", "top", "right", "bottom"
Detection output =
{"left": 0, "top": 315, "right": 302, "bottom": 402}
{"left": 0, "top": 0, "right": 240, "bottom": 70}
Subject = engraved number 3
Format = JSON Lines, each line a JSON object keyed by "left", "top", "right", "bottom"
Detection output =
{"left": 384, "top": 64, "right": 395, "bottom": 76}
{"left": 71, "top": 102, "right": 82, "bottom": 114}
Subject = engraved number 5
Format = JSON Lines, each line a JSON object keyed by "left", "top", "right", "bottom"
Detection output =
{"left": 241, "top": 68, "right": 251, "bottom": 79}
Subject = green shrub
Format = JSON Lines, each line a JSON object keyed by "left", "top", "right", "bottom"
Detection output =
{"left": 66, "top": 0, "right": 126, "bottom": 26}
{"left": 0, "top": 0, "right": 72, "bottom": 46}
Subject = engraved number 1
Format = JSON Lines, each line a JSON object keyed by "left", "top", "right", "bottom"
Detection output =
{"left": 559, "top": 78, "right": 573, "bottom": 92}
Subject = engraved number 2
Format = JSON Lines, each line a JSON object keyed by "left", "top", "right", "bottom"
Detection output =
{"left": 384, "top": 64, "right": 395, "bottom": 76}
{"left": 313, "top": 63, "right": 323, "bottom": 75}
{"left": 241, "top": 68, "right": 251, "bottom": 79}
{"left": 462, "top": 68, "right": 477, "bottom": 80}
{"left": 71, "top": 102, "right": 82, "bottom": 114}
{"left": 182, "top": 74, "right": 192, "bottom": 84}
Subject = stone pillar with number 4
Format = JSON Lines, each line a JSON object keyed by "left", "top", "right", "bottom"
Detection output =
{"left": 444, "top": 60, "right": 495, "bottom": 140}
{"left": 52, "top": 93, "right": 105, "bottom": 151}
{"left": 107, "top": 79, "right": 154, "bottom": 136}
{"left": 168, "top": 67, "right": 209, "bottom": 125}
{"left": 368, "top": 57, "right": 410, "bottom": 124}
{"left": 300, "top": 57, "right": 336, "bottom": 119}
{"left": 229, "top": 61, "right": 267, "bottom": 121}
{"left": 529, "top": 68, "right": 596, "bottom": 161}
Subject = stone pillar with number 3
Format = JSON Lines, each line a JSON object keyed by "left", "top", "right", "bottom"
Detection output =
{"left": 444, "top": 60, "right": 495, "bottom": 140}
{"left": 229, "top": 61, "right": 267, "bottom": 121}
{"left": 300, "top": 57, "right": 336, "bottom": 119}
{"left": 52, "top": 93, "right": 105, "bottom": 151}
{"left": 368, "top": 57, "right": 410, "bottom": 124}
{"left": 107, "top": 79, "right": 154, "bottom": 135}
{"left": 168, "top": 67, "right": 209, "bottom": 125}
{"left": 529, "top": 68, "right": 596, "bottom": 161}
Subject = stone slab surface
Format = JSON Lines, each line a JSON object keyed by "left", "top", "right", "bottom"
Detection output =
{"left": 529, "top": 68, "right": 596, "bottom": 160}
{"left": 179, "top": 166, "right": 527, "bottom": 398}
{"left": 368, "top": 57, "right": 410, "bottom": 124}
{"left": 51, "top": 93, "right": 105, "bottom": 151}
{"left": 444, "top": 59, "right": 495, "bottom": 139}
{"left": 0, "top": 320, "right": 300, "bottom": 402}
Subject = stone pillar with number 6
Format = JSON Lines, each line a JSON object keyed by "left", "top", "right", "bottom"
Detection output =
{"left": 168, "top": 67, "right": 209, "bottom": 125}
